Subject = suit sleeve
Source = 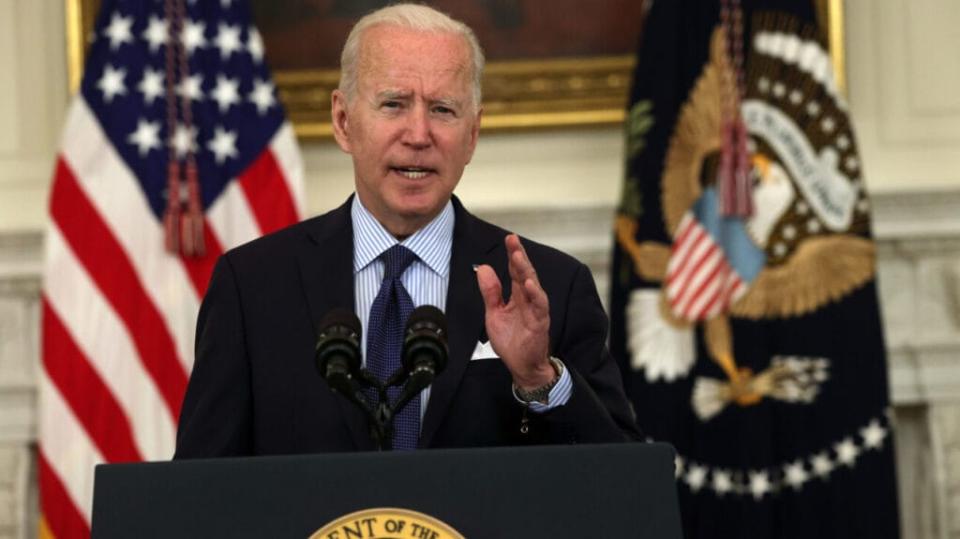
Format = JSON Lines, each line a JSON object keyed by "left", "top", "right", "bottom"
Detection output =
{"left": 533, "top": 262, "right": 643, "bottom": 443}
{"left": 174, "top": 254, "right": 253, "bottom": 458}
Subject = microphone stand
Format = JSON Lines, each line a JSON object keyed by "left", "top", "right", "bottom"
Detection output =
{"left": 345, "top": 367, "right": 431, "bottom": 452}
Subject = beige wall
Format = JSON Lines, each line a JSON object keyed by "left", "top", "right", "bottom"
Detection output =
{"left": 0, "top": 0, "right": 68, "bottom": 233}
{"left": 845, "top": 0, "right": 960, "bottom": 193}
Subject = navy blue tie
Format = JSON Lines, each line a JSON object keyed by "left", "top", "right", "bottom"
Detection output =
{"left": 367, "top": 244, "right": 419, "bottom": 450}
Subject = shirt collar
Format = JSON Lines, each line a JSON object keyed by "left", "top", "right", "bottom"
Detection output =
{"left": 351, "top": 195, "right": 455, "bottom": 277}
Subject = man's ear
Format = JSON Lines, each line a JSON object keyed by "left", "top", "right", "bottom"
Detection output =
{"left": 331, "top": 89, "right": 352, "bottom": 154}
{"left": 465, "top": 106, "right": 482, "bottom": 165}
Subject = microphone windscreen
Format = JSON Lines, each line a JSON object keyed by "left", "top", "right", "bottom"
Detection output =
{"left": 318, "top": 307, "right": 362, "bottom": 337}
{"left": 405, "top": 305, "right": 447, "bottom": 339}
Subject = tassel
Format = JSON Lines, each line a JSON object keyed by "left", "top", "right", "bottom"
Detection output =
{"left": 181, "top": 159, "right": 205, "bottom": 257}
{"left": 163, "top": 160, "right": 181, "bottom": 253}
{"left": 718, "top": 118, "right": 754, "bottom": 217}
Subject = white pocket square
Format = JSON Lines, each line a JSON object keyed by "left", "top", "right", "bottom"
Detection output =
{"left": 470, "top": 340, "right": 499, "bottom": 361}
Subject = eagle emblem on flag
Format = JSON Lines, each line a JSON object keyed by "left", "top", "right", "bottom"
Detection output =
{"left": 617, "top": 14, "right": 874, "bottom": 420}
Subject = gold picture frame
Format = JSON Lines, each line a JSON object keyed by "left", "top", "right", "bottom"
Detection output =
{"left": 65, "top": 0, "right": 844, "bottom": 140}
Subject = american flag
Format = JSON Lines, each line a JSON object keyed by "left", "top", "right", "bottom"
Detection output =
{"left": 39, "top": 0, "right": 304, "bottom": 536}
{"left": 664, "top": 187, "right": 758, "bottom": 322}
{"left": 665, "top": 212, "right": 749, "bottom": 321}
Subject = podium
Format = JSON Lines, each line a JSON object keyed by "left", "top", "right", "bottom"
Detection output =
{"left": 91, "top": 442, "right": 682, "bottom": 538}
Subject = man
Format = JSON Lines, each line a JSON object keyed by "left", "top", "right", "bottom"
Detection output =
{"left": 175, "top": 3, "right": 639, "bottom": 457}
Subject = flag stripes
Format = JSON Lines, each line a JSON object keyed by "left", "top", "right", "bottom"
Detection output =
{"left": 38, "top": 453, "right": 90, "bottom": 539}
{"left": 206, "top": 182, "right": 264, "bottom": 252}
{"left": 44, "top": 222, "right": 177, "bottom": 457}
{"left": 50, "top": 159, "right": 189, "bottom": 417}
{"left": 41, "top": 301, "right": 144, "bottom": 463}
{"left": 38, "top": 374, "right": 102, "bottom": 525}
{"left": 665, "top": 214, "right": 746, "bottom": 320}
{"left": 238, "top": 149, "right": 300, "bottom": 235}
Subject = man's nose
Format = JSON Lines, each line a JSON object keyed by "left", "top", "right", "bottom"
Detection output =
{"left": 402, "top": 105, "right": 432, "bottom": 148}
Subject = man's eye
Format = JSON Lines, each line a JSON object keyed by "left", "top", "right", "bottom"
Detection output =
{"left": 381, "top": 101, "right": 401, "bottom": 109}
{"left": 433, "top": 106, "right": 455, "bottom": 115}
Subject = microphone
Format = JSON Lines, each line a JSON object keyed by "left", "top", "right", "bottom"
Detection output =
{"left": 393, "top": 305, "right": 449, "bottom": 411}
{"left": 315, "top": 308, "right": 367, "bottom": 404}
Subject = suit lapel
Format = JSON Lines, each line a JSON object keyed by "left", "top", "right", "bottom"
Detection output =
{"left": 296, "top": 197, "right": 375, "bottom": 450}
{"left": 419, "top": 199, "right": 502, "bottom": 447}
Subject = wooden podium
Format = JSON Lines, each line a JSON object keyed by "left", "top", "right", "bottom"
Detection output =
{"left": 91, "top": 442, "right": 682, "bottom": 538}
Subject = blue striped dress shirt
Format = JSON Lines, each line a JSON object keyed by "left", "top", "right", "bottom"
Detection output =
{"left": 351, "top": 196, "right": 571, "bottom": 421}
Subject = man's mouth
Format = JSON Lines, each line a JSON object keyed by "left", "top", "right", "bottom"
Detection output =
{"left": 391, "top": 166, "right": 435, "bottom": 180}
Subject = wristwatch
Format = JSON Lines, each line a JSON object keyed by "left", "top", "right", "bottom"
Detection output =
{"left": 513, "top": 357, "right": 564, "bottom": 404}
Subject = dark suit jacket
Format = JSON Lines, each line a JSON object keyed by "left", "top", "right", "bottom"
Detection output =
{"left": 175, "top": 196, "right": 640, "bottom": 457}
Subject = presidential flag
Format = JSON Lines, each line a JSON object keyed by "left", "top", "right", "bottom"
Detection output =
{"left": 610, "top": 0, "right": 900, "bottom": 537}
{"left": 39, "top": 0, "right": 304, "bottom": 536}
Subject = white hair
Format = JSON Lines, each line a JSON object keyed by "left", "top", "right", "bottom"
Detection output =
{"left": 338, "top": 3, "right": 485, "bottom": 109}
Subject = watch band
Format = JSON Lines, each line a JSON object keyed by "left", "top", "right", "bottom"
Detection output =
{"left": 513, "top": 357, "right": 564, "bottom": 404}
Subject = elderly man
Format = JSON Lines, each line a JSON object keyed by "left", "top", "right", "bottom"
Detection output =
{"left": 175, "top": 3, "right": 639, "bottom": 457}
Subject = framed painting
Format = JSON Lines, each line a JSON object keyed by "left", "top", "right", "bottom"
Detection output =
{"left": 65, "top": 0, "right": 844, "bottom": 139}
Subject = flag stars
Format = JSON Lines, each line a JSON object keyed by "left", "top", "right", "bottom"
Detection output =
{"left": 182, "top": 19, "right": 207, "bottom": 55}
{"left": 782, "top": 224, "right": 797, "bottom": 240}
{"left": 103, "top": 13, "right": 134, "bottom": 50}
{"left": 857, "top": 199, "right": 871, "bottom": 214}
{"left": 821, "top": 116, "right": 836, "bottom": 133}
{"left": 214, "top": 23, "right": 243, "bottom": 60}
{"left": 811, "top": 452, "right": 834, "bottom": 478}
{"left": 757, "top": 77, "right": 770, "bottom": 93}
{"left": 835, "top": 437, "right": 860, "bottom": 467}
{"left": 712, "top": 470, "right": 733, "bottom": 495}
{"left": 143, "top": 16, "right": 168, "bottom": 53}
{"left": 247, "top": 28, "right": 265, "bottom": 63}
{"left": 249, "top": 78, "right": 276, "bottom": 114}
{"left": 789, "top": 89, "right": 803, "bottom": 105}
{"left": 796, "top": 201, "right": 809, "bottom": 215}
{"left": 806, "top": 218, "right": 822, "bottom": 233}
{"left": 748, "top": 470, "right": 771, "bottom": 500}
{"left": 664, "top": 415, "right": 890, "bottom": 499}
{"left": 208, "top": 126, "right": 239, "bottom": 163}
{"left": 783, "top": 461, "right": 809, "bottom": 490}
{"left": 806, "top": 101, "right": 821, "bottom": 116}
{"left": 861, "top": 420, "right": 888, "bottom": 449}
{"left": 127, "top": 119, "right": 162, "bottom": 156}
{"left": 138, "top": 67, "right": 164, "bottom": 105}
{"left": 97, "top": 64, "right": 127, "bottom": 103}
{"left": 211, "top": 75, "right": 240, "bottom": 112}
{"left": 177, "top": 73, "right": 204, "bottom": 101}
{"left": 171, "top": 124, "right": 198, "bottom": 158}
{"left": 837, "top": 134, "right": 851, "bottom": 150}
{"left": 685, "top": 464, "right": 708, "bottom": 492}
{"left": 772, "top": 82, "right": 786, "bottom": 98}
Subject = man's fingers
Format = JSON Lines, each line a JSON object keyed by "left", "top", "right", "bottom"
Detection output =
{"left": 523, "top": 278, "right": 549, "bottom": 317}
{"left": 505, "top": 234, "right": 539, "bottom": 286}
{"left": 475, "top": 264, "right": 503, "bottom": 311}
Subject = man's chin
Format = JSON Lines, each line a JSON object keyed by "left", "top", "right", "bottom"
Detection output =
{"left": 391, "top": 192, "right": 449, "bottom": 216}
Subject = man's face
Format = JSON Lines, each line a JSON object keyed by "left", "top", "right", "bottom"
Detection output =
{"left": 331, "top": 25, "right": 481, "bottom": 237}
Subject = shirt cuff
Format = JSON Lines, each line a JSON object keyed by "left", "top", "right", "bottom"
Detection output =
{"left": 512, "top": 358, "right": 572, "bottom": 412}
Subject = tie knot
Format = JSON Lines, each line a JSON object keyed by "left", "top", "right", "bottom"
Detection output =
{"left": 381, "top": 244, "right": 417, "bottom": 280}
